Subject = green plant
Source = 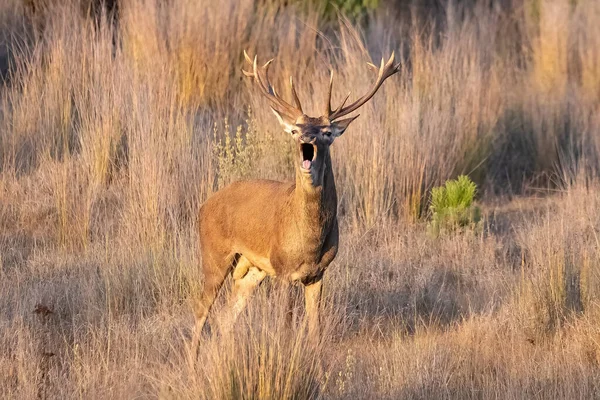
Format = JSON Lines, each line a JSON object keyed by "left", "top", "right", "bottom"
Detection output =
{"left": 212, "top": 113, "right": 264, "bottom": 189}
{"left": 428, "top": 175, "right": 481, "bottom": 235}
{"left": 275, "top": 0, "right": 379, "bottom": 20}
{"left": 327, "top": 0, "right": 379, "bottom": 19}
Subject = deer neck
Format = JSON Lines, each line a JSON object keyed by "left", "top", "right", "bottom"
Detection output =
{"left": 293, "top": 150, "right": 337, "bottom": 233}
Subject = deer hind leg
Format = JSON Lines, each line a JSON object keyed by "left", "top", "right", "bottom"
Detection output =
{"left": 218, "top": 256, "right": 266, "bottom": 333}
{"left": 192, "top": 254, "right": 232, "bottom": 344}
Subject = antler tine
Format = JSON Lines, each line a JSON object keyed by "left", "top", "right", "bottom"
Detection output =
{"left": 332, "top": 92, "right": 350, "bottom": 115}
{"left": 329, "top": 52, "right": 401, "bottom": 121}
{"left": 324, "top": 71, "right": 352, "bottom": 116}
{"left": 289, "top": 76, "right": 303, "bottom": 113}
{"left": 243, "top": 49, "right": 253, "bottom": 64}
{"left": 242, "top": 51, "right": 304, "bottom": 120}
{"left": 324, "top": 70, "right": 334, "bottom": 116}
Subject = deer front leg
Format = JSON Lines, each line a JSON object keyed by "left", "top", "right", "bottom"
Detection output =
{"left": 280, "top": 280, "right": 296, "bottom": 329}
{"left": 302, "top": 223, "right": 337, "bottom": 338}
{"left": 303, "top": 276, "right": 323, "bottom": 339}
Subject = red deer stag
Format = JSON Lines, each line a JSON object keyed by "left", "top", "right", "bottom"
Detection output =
{"left": 193, "top": 51, "right": 400, "bottom": 341}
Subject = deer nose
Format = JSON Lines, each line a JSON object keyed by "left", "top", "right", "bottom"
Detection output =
{"left": 300, "top": 136, "right": 316, "bottom": 144}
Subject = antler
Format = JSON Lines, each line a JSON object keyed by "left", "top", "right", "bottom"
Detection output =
{"left": 326, "top": 52, "right": 401, "bottom": 121}
{"left": 242, "top": 51, "right": 304, "bottom": 121}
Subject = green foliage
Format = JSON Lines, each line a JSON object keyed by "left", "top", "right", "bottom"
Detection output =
{"left": 428, "top": 175, "right": 481, "bottom": 235}
{"left": 273, "top": 0, "right": 380, "bottom": 20}
{"left": 327, "top": 0, "right": 379, "bottom": 19}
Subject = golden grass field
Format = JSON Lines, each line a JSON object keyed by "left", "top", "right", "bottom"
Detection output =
{"left": 1, "top": 0, "right": 600, "bottom": 398}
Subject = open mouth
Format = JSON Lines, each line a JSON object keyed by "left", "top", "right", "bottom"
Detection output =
{"left": 300, "top": 143, "right": 316, "bottom": 171}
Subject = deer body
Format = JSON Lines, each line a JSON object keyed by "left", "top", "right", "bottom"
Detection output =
{"left": 193, "top": 52, "right": 400, "bottom": 340}
{"left": 199, "top": 166, "right": 337, "bottom": 282}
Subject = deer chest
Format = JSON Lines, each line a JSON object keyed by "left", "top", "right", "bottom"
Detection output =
{"left": 270, "top": 223, "right": 337, "bottom": 282}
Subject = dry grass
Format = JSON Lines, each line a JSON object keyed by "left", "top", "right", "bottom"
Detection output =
{"left": 1, "top": 0, "right": 600, "bottom": 398}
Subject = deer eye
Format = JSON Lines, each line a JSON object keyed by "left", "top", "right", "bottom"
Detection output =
{"left": 323, "top": 130, "right": 332, "bottom": 137}
{"left": 291, "top": 129, "right": 300, "bottom": 135}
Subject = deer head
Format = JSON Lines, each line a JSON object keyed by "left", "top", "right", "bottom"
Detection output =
{"left": 243, "top": 51, "right": 401, "bottom": 187}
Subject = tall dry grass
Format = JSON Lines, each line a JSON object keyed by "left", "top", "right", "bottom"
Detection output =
{"left": 0, "top": 0, "right": 600, "bottom": 398}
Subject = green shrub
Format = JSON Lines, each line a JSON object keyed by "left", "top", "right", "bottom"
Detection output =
{"left": 428, "top": 175, "right": 481, "bottom": 235}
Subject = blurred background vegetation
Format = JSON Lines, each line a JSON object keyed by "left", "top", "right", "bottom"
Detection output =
{"left": 1, "top": 0, "right": 600, "bottom": 398}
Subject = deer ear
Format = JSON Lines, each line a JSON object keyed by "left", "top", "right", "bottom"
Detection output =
{"left": 271, "top": 108, "right": 296, "bottom": 134}
{"left": 331, "top": 115, "right": 359, "bottom": 137}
